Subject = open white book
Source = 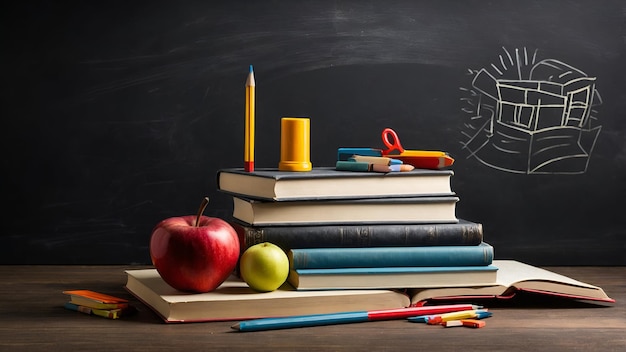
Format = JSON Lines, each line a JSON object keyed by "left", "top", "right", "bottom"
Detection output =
{"left": 409, "top": 260, "right": 614, "bottom": 305}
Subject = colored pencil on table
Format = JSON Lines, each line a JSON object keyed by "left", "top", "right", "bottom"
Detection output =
{"left": 232, "top": 304, "right": 481, "bottom": 332}
{"left": 407, "top": 309, "right": 492, "bottom": 324}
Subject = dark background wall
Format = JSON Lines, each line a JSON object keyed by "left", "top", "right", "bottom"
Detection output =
{"left": 3, "top": 0, "right": 624, "bottom": 265}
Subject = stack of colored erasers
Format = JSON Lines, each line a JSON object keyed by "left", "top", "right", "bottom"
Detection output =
{"left": 63, "top": 290, "right": 135, "bottom": 320}
{"left": 407, "top": 307, "right": 492, "bottom": 328}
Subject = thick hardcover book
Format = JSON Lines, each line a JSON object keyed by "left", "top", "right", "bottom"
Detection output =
{"left": 232, "top": 195, "right": 459, "bottom": 226}
{"left": 232, "top": 219, "right": 484, "bottom": 252}
{"left": 217, "top": 167, "right": 454, "bottom": 201}
{"left": 288, "top": 242, "right": 494, "bottom": 270}
{"left": 287, "top": 265, "right": 499, "bottom": 290}
{"left": 409, "top": 260, "right": 615, "bottom": 305}
{"left": 124, "top": 269, "right": 410, "bottom": 323}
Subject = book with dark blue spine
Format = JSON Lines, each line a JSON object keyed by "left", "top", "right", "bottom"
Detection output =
{"left": 232, "top": 219, "right": 484, "bottom": 253}
{"left": 288, "top": 265, "right": 499, "bottom": 290}
{"left": 288, "top": 242, "right": 494, "bottom": 270}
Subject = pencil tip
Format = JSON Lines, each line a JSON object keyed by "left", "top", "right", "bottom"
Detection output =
{"left": 231, "top": 323, "right": 240, "bottom": 330}
{"left": 249, "top": 65, "right": 254, "bottom": 73}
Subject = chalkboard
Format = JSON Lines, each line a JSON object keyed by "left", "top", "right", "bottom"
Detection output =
{"left": 3, "top": 0, "right": 625, "bottom": 264}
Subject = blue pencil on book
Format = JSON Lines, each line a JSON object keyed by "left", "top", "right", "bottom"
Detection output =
{"left": 349, "top": 155, "right": 403, "bottom": 165}
{"left": 336, "top": 160, "right": 414, "bottom": 173}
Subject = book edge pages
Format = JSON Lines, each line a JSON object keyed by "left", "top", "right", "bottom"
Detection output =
{"left": 218, "top": 168, "right": 453, "bottom": 201}
{"left": 125, "top": 269, "right": 412, "bottom": 322}
{"left": 232, "top": 196, "right": 459, "bottom": 226}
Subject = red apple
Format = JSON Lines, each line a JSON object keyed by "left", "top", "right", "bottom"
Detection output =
{"left": 150, "top": 197, "right": 240, "bottom": 293}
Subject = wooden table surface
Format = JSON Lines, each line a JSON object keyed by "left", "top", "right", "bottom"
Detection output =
{"left": 0, "top": 265, "right": 624, "bottom": 351}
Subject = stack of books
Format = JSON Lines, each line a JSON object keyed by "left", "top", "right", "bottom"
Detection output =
{"left": 217, "top": 165, "right": 498, "bottom": 290}
{"left": 216, "top": 166, "right": 613, "bottom": 305}
{"left": 121, "top": 165, "right": 614, "bottom": 323}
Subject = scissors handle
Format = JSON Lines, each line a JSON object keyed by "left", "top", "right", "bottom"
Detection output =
{"left": 381, "top": 128, "right": 404, "bottom": 154}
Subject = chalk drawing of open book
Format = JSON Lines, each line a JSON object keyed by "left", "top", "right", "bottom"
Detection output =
{"left": 460, "top": 48, "right": 602, "bottom": 174}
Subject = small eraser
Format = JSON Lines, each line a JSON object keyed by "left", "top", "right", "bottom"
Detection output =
{"left": 462, "top": 319, "right": 486, "bottom": 328}
{"left": 443, "top": 320, "right": 464, "bottom": 328}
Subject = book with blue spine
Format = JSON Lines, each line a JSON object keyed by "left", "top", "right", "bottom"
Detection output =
{"left": 288, "top": 242, "right": 494, "bottom": 270}
{"left": 288, "top": 265, "right": 499, "bottom": 290}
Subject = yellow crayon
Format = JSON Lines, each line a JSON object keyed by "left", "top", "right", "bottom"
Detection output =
{"left": 426, "top": 309, "right": 488, "bottom": 325}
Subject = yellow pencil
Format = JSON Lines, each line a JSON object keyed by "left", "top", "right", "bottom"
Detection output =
{"left": 426, "top": 309, "right": 488, "bottom": 324}
{"left": 245, "top": 65, "right": 256, "bottom": 172}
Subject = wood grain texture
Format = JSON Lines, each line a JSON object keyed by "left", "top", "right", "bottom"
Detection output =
{"left": 0, "top": 265, "right": 624, "bottom": 351}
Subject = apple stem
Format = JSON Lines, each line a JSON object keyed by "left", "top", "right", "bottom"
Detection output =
{"left": 195, "top": 197, "right": 210, "bottom": 227}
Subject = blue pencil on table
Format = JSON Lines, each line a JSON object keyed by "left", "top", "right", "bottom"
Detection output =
{"left": 231, "top": 304, "right": 481, "bottom": 332}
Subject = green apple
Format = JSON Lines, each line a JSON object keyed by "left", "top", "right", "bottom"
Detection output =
{"left": 239, "top": 242, "right": 289, "bottom": 292}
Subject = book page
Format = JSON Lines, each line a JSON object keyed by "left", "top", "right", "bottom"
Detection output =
{"left": 493, "top": 260, "right": 600, "bottom": 289}
{"left": 409, "top": 260, "right": 610, "bottom": 303}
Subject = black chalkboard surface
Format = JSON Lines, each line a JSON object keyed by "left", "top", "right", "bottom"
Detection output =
{"left": 3, "top": 0, "right": 625, "bottom": 264}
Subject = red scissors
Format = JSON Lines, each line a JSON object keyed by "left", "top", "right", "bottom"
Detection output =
{"left": 381, "top": 128, "right": 408, "bottom": 154}
{"left": 381, "top": 128, "right": 454, "bottom": 169}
